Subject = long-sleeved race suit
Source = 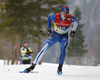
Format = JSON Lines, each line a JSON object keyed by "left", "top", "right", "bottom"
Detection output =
{"left": 33, "top": 13, "right": 79, "bottom": 65}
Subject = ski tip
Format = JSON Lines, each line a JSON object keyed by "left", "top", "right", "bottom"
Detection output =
{"left": 19, "top": 69, "right": 28, "bottom": 73}
{"left": 19, "top": 71, "right": 24, "bottom": 73}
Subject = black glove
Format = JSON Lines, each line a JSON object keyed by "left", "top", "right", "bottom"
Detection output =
{"left": 70, "top": 30, "right": 75, "bottom": 37}
{"left": 47, "top": 29, "right": 52, "bottom": 35}
{"left": 25, "top": 52, "right": 31, "bottom": 55}
{"left": 24, "top": 53, "right": 28, "bottom": 57}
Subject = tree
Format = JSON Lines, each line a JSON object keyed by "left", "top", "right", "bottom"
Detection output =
{"left": 67, "top": 6, "right": 88, "bottom": 65}
{"left": 0, "top": 0, "right": 66, "bottom": 42}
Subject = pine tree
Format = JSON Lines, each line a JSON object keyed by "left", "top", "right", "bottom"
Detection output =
{"left": 67, "top": 6, "right": 88, "bottom": 65}
{"left": 0, "top": 0, "right": 67, "bottom": 42}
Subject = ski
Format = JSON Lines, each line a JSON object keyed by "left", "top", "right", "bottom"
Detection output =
{"left": 19, "top": 71, "right": 25, "bottom": 73}
{"left": 19, "top": 71, "right": 38, "bottom": 73}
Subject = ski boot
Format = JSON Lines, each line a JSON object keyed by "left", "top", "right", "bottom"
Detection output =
{"left": 24, "top": 63, "right": 36, "bottom": 73}
{"left": 57, "top": 64, "right": 62, "bottom": 75}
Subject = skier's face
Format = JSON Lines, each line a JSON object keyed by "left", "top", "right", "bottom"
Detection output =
{"left": 61, "top": 10, "right": 69, "bottom": 19}
{"left": 24, "top": 43, "right": 28, "bottom": 47}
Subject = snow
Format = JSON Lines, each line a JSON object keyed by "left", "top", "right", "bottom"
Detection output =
{"left": 0, "top": 60, "right": 4, "bottom": 65}
{"left": 0, "top": 63, "right": 100, "bottom": 80}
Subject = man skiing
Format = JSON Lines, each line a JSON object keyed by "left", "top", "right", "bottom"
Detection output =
{"left": 22, "top": 5, "right": 79, "bottom": 75}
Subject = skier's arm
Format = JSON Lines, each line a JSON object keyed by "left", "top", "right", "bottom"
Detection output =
{"left": 71, "top": 15, "right": 79, "bottom": 31}
{"left": 20, "top": 47, "right": 28, "bottom": 56}
{"left": 47, "top": 14, "right": 56, "bottom": 29}
{"left": 70, "top": 15, "right": 79, "bottom": 37}
{"left": 28, "top": 47, "right": 33, "bottom": 54}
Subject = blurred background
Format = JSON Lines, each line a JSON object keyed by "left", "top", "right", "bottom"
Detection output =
{"left": 0, "top": 0, "right": 100, "bottom": 66}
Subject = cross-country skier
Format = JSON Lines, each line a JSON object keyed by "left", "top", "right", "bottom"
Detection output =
{"left": 22, "top": 5, "right": 79, "bottom": 75}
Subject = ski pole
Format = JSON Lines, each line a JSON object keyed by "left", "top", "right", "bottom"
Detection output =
{"left": 40, "top": 30, "right": 47, "bottom": 34}
{"left": 40, "top": 30, "right": 50, "bottom": 35}
{"left": 40, "top": 30, "right": 84, "bottom": 42}
{"left": 74, "top": 36, "right": 84, "bottom": 42}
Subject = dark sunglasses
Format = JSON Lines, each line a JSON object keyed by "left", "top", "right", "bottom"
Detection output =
{"left": 62, "top": 11, "right": 69, "bottom": 14}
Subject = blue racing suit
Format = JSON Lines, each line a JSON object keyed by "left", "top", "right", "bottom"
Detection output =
{"left": 33, "top": 13, "right": 79, "bottom": 65}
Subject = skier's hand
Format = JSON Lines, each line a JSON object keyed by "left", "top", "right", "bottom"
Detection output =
{"left": 70, "top": 30, "right": 75, "bottom": 37}
{"left": 26, "top": 52, "right": 31, "bottom": 55}
{"left": 24, "top": 53, "right": 28, "bottom": 57}
{"left": 47, "top": 29, "right": 52, "bottom": 35}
